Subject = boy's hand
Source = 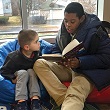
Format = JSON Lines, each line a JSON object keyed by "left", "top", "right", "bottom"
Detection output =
{"left": 58, "top": 57, "right": 80, "bottom": 68}
{"left": 12, "top": 77, "right": 17, "bottom": 84}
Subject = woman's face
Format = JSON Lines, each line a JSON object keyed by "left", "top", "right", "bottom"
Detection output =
{"left": 64, "top": 12, "right": 84, "bottom": 34}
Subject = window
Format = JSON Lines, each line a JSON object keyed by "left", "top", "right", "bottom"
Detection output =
{"left": 0, "top": 0, "right": 97, "bottom": 40}
{"left": 27, "top": 0, "right": 97, "bottom": 37}
{"left": 0, "top": 0, "right": 22, "bottom": 40}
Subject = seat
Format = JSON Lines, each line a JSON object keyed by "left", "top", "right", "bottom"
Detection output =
{"left": 62, "top": 82, "right": 110, "bottom": 103}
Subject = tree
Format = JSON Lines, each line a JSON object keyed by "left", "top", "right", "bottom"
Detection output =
{"left": 76, "top": 0, "right": 96, "bottom": 14}
{"left": 11, "top": 0, "right": 20, "bottom": 16}
{"left": 27, "top": 0, "right": 50, "bottom": 24}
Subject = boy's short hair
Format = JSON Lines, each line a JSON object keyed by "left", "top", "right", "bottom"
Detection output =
{"left": 64, "top": 2, "right": 85, "bottom": 18}
{"left": 18, "top": 29, "right": 38, "bottom": 48}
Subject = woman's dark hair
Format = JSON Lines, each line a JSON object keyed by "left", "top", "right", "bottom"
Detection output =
{"left": 64, "top": 2, "right": 85, "bottom": 18}
{"left": 18, "top": 29, "right": 38, "bottom": 48}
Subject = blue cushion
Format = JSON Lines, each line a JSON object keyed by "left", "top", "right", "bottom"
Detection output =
{"left": 0, "top": 39, "right": 19, "bottom": 68}
{"left": 0, "top": 39, "right": 53, "bottom": 104}
{"left": 0, "top": 75, "right": 4, "bottom": 81}
{"left": 0, "top": 78, "right": 15, "bottom": 103}
{"left": 39, "top": 39, "right": 53, "bottom": 55}
{"left": 0, "top": 74, "right": 15, "bottom": 104}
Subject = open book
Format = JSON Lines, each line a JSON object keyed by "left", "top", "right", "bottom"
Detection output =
{"left": 40, "top": 39, "right": 84, "bottom": 62}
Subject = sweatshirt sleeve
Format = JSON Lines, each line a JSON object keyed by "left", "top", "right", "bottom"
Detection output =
{"left": 79, "top": 54, "right": 110, "bottom": 70}
{"left": 0, "top": 55, "right": 16, "bottom": 81}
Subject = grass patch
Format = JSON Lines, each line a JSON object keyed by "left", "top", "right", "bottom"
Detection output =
{"left": 8, "top": 16, "right": 21, "bottom": 25}
{"left": 0, "top": 35, "right": 17, "bottom": 40}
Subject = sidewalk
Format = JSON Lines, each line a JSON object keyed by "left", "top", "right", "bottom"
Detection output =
{"left": 0, "top": 24, "right": 59, "bottom": 32}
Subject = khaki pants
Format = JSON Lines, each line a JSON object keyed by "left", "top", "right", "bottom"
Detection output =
{"left": 33, "top": 59, "right": 94, "bottom": 110}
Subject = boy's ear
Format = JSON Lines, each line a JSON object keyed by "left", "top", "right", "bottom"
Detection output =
{"left": 24, "top": 45, "right": 29, "bottom": 50}
{"left": 80, "top": 15, "right": 85, "bottom": 23}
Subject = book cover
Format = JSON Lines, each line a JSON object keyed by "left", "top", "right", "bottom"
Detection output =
{"left": 40, "top": 39, "right": 84, "bottom": 62}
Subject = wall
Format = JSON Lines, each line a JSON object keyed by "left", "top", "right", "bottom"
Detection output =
{"left": 103, "top": 0, "right": 110, "bottom": 22}
{"left": 98, "top": 0, "right": 110, "bottom": 22}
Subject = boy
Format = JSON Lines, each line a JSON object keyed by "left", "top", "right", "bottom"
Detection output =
{"left": 33, "top": 2, "right": 110, "bottom": 110}
{"left": 0, "top": 29, "right": 41, "bottom": 110}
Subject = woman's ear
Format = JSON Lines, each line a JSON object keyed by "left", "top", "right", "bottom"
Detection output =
{"left": 80, "top": 15, "right": 85, "bottom": 23}
{"left": 24, "top": 45, "right": 29, "bottom": 50}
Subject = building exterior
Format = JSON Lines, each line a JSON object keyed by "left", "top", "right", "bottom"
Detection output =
{"left": 0, "top": 0, "right": 12, "bottom": 16}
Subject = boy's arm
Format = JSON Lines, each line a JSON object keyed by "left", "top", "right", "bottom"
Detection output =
{"left": 0, "top": 55, "right": 16, "bottom": 81}
{"left": 12, "top": 77, "right": 17, "bottom": 84}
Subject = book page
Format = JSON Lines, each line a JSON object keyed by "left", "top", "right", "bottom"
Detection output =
{"left": 42, "top": 54, "right": 62, "bottom": 57}
{"left": 40, "top": 54, "right": 62, "bottom": 62}
{"left": 62, "top": 39, "right": 80, "bottom": 55}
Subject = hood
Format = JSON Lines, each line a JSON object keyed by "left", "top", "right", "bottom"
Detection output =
{"left": 75, "top": 13, "right": 102, "bottom": 45}
{"left": 83, "top": 13, "right": 101, "bottom": 30}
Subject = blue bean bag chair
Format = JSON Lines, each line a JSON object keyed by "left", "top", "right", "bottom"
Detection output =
{"left": 0, "top": 76, "right": 15, "bottom": 103}
{"left": 0, "top": 39, "right": 54, "bottom": 109}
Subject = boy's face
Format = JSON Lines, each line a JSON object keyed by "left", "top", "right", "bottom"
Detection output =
{"left": 64, "top": 12, "right": 84, "bottom": 34}
{"left": 28, "top": 35, "right": 40, "bottom": 51}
